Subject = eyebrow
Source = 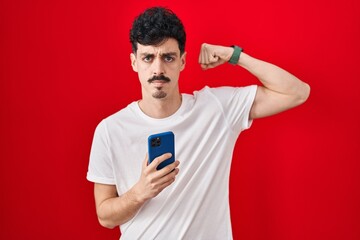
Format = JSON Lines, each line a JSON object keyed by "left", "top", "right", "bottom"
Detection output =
{"left": 139, "top": 52, "right": 178, "bottom": 58}
{"left": 161, "top": 52, "right": 178, "bottom": 57}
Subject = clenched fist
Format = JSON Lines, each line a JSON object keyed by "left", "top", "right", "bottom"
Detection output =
{"left": 198, "top": 43, "right": 235, "bottom": 70}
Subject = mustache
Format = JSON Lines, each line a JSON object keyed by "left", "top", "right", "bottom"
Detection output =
{"left": 148, "top": 75, "right": 171, "bottom": 83}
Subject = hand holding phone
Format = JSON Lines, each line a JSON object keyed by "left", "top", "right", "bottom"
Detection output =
{"left": 133, "top": 135, "right": 178, "bottom": 202}
{"left": 148, "top": 131, "right": 175, "bottom": 170}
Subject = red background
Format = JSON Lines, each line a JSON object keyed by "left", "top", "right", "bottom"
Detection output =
{"left": 1, "top": 0, "right": 359, "bottom": 239}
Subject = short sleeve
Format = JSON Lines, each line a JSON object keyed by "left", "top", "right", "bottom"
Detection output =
{"left": 86, "top": 120, "right": 116, "bottom": 185}
{"left": 209, "top": 85, "right": 257, "bottom": 134}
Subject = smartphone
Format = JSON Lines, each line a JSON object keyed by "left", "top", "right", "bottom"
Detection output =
{"left": 148, "top": 131, "right": 175, "bottom": 170}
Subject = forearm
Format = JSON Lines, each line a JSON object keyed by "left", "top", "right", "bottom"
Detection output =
{"left": 96, "top": 186, "right": 145, "bottom": 229}
{"left": 94, "top": 155, "right": 180, "bottom": 229}
{"left": 238, "top": 52, "right": 310, "bottom": 101}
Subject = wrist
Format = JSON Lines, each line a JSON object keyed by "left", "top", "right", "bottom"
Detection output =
{"left": 228, "top": 45, "right": 243, "bottom": 65}
{"left": 128, "top": 184, "right": 147, "bottom": 205}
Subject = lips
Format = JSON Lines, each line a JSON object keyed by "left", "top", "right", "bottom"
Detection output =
{"left": 151, "top": 80, "right": 167, "bottom": 83}
{"left": 151, "top": 80, "right": 168, "bottom": 87}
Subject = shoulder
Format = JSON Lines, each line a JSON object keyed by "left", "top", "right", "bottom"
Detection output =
{"left": 93, "top": 101, "right": 138, "bottom": 134}
{"left": 103, "top": 101, "right": 138, "bottom": 123}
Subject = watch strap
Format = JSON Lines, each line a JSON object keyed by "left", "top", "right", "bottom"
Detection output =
{"left": 228, "top": 45, "right": 243, "bottom": 65}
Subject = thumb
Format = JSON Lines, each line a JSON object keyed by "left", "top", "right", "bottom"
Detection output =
{"left": 209, "top": 54, "right": 219, "bottom": 63}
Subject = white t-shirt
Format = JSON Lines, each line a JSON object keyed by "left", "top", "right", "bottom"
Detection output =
{"left": 87, "top": 85, "right": 257, "bottom": 240}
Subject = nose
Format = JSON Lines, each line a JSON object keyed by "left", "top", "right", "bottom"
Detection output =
{"left": 152, "top": 57, "right": 165, "bottom": 76}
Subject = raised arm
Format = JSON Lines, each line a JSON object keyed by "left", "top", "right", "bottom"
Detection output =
{"left": 199, "top": 43, "right": 310, "bottom": 119}
{"left": 94, "top": 154, "right": 180, "bottom": 228}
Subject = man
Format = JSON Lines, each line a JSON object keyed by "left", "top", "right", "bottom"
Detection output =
{"left": 87, "top": 6, "right": 310, "bottom": 239}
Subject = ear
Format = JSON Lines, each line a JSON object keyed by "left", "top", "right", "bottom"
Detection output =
{"left": 130, "top": 53, "right": 138, "bottom": 72}
{"left": 180, "top": 52, "right": 186, "bottom": 72}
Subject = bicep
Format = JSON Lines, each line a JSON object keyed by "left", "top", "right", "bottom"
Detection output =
{"left": 94, "top": 183, "right": 118, "bottom": 212}
{"left": 250, "top": 86, "right": 302, "bottom": 120}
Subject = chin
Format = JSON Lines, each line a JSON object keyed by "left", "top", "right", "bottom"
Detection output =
{"left": 152, "top": 90, "right": 167, "bottom": 99}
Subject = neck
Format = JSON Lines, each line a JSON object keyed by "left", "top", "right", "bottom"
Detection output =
{"left": 138, "top": 94, "right": 182, "bottom": 119}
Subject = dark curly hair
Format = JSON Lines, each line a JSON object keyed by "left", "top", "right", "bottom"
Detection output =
{"left": 130, "top": 7, "right": 186, "bottom": 55}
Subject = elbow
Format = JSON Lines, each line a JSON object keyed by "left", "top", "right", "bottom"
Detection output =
{"left": 297, "top": 82, "right": 311, "bottom": 105}
{"left": 96, "top": 202, "right": 121, "bottom": 229}
{"left": 98, "top": 217, "right": 117, "bottom": 229}
{"left": 302, "top": 83, "right": 311, "bottom": 102}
